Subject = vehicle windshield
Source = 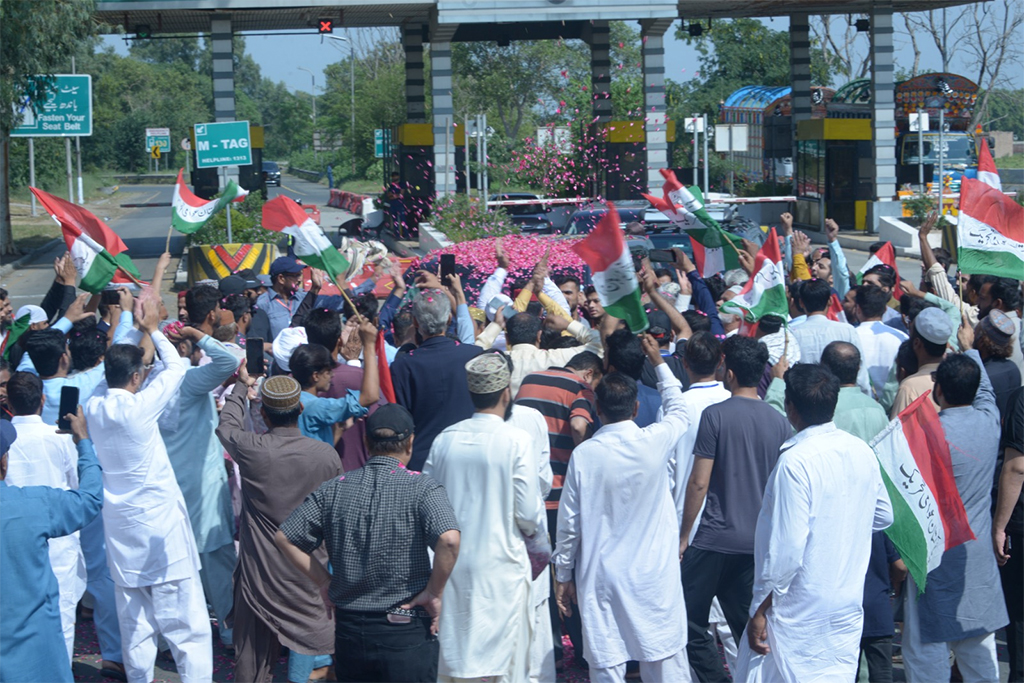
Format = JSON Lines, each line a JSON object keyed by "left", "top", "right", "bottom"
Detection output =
{"left": 902, "top": 135, "right": 973, "bottom": 166}
{"left": 504, "top": 203, "right": 545, "bottom": 216}
{"left": 647, "top": 232, "right": 694, "bottom": 258}
{"left": 263, "top": 162, "right": 279, "bottom": 172}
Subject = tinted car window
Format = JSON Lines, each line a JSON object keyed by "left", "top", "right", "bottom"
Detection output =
{"left": 263, "top": 162, "right": 280, "bottom": 172}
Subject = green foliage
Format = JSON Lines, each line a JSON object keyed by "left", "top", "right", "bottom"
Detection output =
{"left": 902, "top": 193, "right": 937, "bottom": 221}
{"left": 189, "top": 191, "right": 268, "bottom": 245}
{"left": 985, "top": 89, "right": 1024, "bottom": 139}
{"left": 996, "top": 154, "right": 1024, "bottom": 169}
{"left": 429, "top": 194, "right": 519, "bottom": 243}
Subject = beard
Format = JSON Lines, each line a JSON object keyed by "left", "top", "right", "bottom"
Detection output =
{"left": 503, "top": 399, "right": 514, "bottom": 422}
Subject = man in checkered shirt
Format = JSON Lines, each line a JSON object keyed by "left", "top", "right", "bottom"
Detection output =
{"left": 276, "top": 403, "right": 461, "bottom": 683}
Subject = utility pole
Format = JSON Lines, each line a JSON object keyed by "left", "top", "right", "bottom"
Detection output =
{"left": 72, "top": 56, "right": 84, "bottom": 203}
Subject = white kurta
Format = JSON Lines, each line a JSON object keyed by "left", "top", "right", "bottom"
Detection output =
{"left": 6, "top": 415, "right": 86, "bottom": 662}
{"left": 425, "top": 412, "right": 545, "bottom": 680}
{"left": 84, "top": 330, "right": 198, "bottom": 588}
{"left": 735, "top": 423, "right": 893, "bottom": 683}
{"left": 553, "top": 364, "right": 691, "bottom": 669}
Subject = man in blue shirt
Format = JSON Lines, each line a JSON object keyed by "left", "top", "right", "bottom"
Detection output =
{"left": 606, "top": 329, "right": 661, "bottom": 428}
{"left": 0, "top": 409, "right": 103, "bottom": 683}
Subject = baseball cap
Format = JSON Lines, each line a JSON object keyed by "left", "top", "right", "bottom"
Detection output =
{"left": 219, "top": 275, "right": 248, "bottom": 296}
{"left": 0, "top": 420, "right": 17, "bottom": 456}
{"left": 914, "top": 307, "right": 954, "bottom": 345}
{"left": 15, "top": 305, "right": 47, "bottom": 325}
{"left": 256, "top": 274, "right": 273, "bottom": 288}
{"left": 269, "top": 256, "right": 305, "bottom": 278}
{"left": 366, "top": 403, "right": 415, "bottom": 443}
{"left": 647, "top": 310, "right": 672, "bottom": 341}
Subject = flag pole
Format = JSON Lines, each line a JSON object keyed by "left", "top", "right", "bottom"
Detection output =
{"left": 165, "top": 225, "right": 174, "bottom": 254}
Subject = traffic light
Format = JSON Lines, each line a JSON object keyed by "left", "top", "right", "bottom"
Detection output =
{"left": 318, "top": 19, "right": 333, "bottom": 34}
{"left": 135, "top": 25, "right": 152, "bottom": 39}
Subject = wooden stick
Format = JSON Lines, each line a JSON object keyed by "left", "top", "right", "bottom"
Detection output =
{"left": 165, "top": 224, "right": 174, "bottom": 254}
{"left": 335, "top": 280, "right": 365, "bottom": 325}
{"left": 958, "top": 273, "right": 964, "bottom": 318}
{"left": 716, "top": 224, "right": 743, "bottom": 257}
{"left": 117, "top": 265, "right": 144, "bottom": 287}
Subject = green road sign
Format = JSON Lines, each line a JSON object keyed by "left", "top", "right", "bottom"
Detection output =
{"left": 145, "top": 127, "right": 171, "bottom": 152}
{"left": 194, "top": 120, "right": 252, "bottom": 169}
{"left": 11, "top": 75, "right": 92, "bottom": 137}
{"left": 374, "top": 129, "right": 384, "bottom": 158}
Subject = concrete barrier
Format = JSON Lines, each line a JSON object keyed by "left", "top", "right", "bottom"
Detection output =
{"left": 418, "top": 223, "right": 452, "bottom": 253}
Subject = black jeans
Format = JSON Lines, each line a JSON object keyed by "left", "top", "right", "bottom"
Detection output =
{"left": 681, "top": 547, "right": 755, "bottom": 683}
{"left": 857, "top": 636, "right": 893, "bottom": 683}
{"left": 547, "top": 507, "right": 585, "bottom": 667}
{"left": 1002, "top": 530, "right": 1024, "bottom": 683}
{"left": 334, "top": 610, "right": 438, "bottom": 683}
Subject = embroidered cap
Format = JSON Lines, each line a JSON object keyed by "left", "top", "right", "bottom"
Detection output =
{"left": 261, "top": 375, "right": 302, "bottom": 411}
{"left": 979, "top": 309, "right": 1014, "bottom": 346}
{"left": 465, "top": 353, "right": 511, "bottom": 394}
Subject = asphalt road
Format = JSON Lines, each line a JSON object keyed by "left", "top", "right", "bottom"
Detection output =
{"left": 1, "top": 175, "right": 335, "bottom": 312}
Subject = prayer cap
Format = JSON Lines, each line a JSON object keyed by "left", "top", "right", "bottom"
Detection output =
{"left": 468, "top": 307, "right": 486, "bottom": 325}
{"left": 15, "top": 305, "right": 47, "bottom": 324}
{"left": 465, "top": 353, "right": 511, "bottom": 394}
{"left": 0, "top": 420, "right": 16, "bottom": 455}
{"left": 979, "top": 309, "right": 1014, "bottom": 346}
{"left": 914, "top": 307, "right": 954, "bottom": 345}
{"left": 366, "top": 404, "right": 415, "bottom": 442}
{"left": 261, "top": 375, "right": 302, "bottom": 411}
{"left": 272, "top": 326, "right": 308, "bottom": 372}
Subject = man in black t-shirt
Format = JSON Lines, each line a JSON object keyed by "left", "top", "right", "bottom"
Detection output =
{"left": 995, "top": 386, "right": 1024, "bottom": 683}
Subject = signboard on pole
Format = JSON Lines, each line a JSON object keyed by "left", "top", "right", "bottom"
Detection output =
{"left": 537, "top": 126, "right": 571, "bottom": 154}
{"left": 684, "top": 116, "right": 705, "bottom": 134}
{"left": 909, "top": 112, "right": 930, "bottom": 132}
{"left": 374, "top": 129, "right": 384, "bottom": 158}
{"left": 193, "top": 120, "right": 252, "bottom": 169}
{"left": 145, "top": 127, "right": 171, "bottom": 152}
{"left": 714, "top": 124, "right": 749, "bottom": 152}
{"left": 11, "top": 75, "right": 92, "bottom": 137}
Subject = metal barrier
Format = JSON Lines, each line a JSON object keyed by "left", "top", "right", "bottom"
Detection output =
{"left": 288, "top": 167, "right": 322, "bottom": 183}
{"left": 114, "top": 174, "right": 177, "bottom": 185}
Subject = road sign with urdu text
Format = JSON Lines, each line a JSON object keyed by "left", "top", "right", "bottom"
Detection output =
{"left": 194, "top": 120, "right": 252, "bottom": 169}
{"left": 11, "top": 75, "right": 92, "bottom": 137}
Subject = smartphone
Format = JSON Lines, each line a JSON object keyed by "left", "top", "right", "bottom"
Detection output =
{"left": 100, "top": 288, "right": 120, "bottom": 306}
{"left": 57, "top": 385, "right": 79, "bottom": 431}
{"left": 439, "top": 254, "right": 456, "bottom": 283}
{"left": 246, "top": 338, "right": 265, "bottom": 377}
{"left": 487, "top": 296, "right": 507, "bottom": 313}
{"left": 648, "top": 249, "right": 676, "bottom": 264}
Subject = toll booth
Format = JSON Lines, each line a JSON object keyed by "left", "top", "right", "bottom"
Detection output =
{"left": 794, "top": 119, "right": 873, "bottom": 231}
{"left": 189, "top": 125, "right": 266, "bottom": 199}
{"left": 604, "top": 120, "right": 675, "bottom": 200}
{"left": 394, "top": 123, "right": 435, "bottom": 220}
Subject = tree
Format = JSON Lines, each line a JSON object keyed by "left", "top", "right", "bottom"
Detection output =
{"left": 810, "top": 16, "right": 872, "bottom": 82}
{"left": 1, "top": 0, "right": 96, "bottom": 255}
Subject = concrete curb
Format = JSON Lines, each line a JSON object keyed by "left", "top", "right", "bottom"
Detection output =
{"left": 0, "top": 238, "right": 62, "bottom": 278}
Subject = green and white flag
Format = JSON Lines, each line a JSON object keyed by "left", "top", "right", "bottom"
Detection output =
{"left": 957, "top": 177, "right": 1024, "bottom": 279}
{"left": 720, "top": 227, "right": 787, "bottom": 323}
{"left": 262, "top": 195, "right": 350, "bottom": 282}
{"left": 171, "top": 168, "right": 249, "bottom": 234}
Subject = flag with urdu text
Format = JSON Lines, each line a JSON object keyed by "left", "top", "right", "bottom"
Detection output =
{"left": 858, "top": 241, "right": 903, "bottom": 299}
{"left": 720, "top": 228, "right": 788, "bottom": 323}
{"left": 171, "top": 169, "right": 249, "bottom": 234}
{"left": 571, "top": 204, "right": 648, "bottom": 333}
{"left": 956, "top": 177, "right": 1024, "bottom": 279}
{"left": 976, "top": 141, "right": 1002, "bottom": 191}
{"left": 642, "top": 168, "right": 743, "bottom": 276}
{"left": 1, "top": 313, "right": 31, "bottom": 360}
{"left": 30, "top": 187, "right": 142, "bottom": 293}
{"left": 869, "top": 391, "right": 975, "bottom": 592}
{"left": 262, "top": 195, "right": 351, "bottom": 283}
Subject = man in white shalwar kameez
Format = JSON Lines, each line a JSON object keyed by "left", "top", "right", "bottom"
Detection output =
{"left": 553, "top": 335, "right": 693, "bottom": 683}
{"left": 84, "top": 299, "right": 213, "bottom": 683}
{"left": 735, "top": 364, "right": 893, "bottom": 683}
{"left": 424, "top": 352, "right": 545, "bottom": 683}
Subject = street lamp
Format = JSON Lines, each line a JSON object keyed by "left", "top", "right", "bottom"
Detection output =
{"left": 297, "top": 66, "right": 318, "bottom": 162}
{"left": 326, "top": 34, "right": 356, "bottom": 174}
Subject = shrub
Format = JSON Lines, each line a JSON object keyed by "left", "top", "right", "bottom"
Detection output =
{"left": 428, "top": 193, "right": 519, "bottom": 243}
{"left": 189, "top": 191, "right": 271, "bottom": 245}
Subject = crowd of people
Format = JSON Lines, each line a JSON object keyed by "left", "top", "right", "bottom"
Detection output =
{"left": 0, "top": 208, "right": 1020, "bottom": 683}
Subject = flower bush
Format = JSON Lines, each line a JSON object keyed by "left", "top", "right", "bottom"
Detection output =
{"left": 190, "top": 192, "right": 270, "bottom": 245}
{"left": 429, "top": 193, "right": 519, "bottom": 243}
{"left": 409, "top": 234, "right": 587, "bottom": 304}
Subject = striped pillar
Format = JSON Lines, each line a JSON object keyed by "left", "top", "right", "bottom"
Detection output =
{"left": 431, "top": 41, "right": 456, "bottom": 195}
{"left": 642, "top": 24, "right": 669, "bottom": 193}
{"left": 210, "top": 15, "right": 236, "bottom": 188}
{"left": 404, "top": 26, "right": 426, "bottom": 123}
{"left": 789, "top": 12, "right": 812, "bottom": 162}
{"left": 870, "top": 7, "right": 898, "bottom": 203}
{"left": 586, "top": 22, "right": 612, "bottom": 123}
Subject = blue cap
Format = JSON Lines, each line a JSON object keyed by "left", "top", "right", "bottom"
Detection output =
{"left": 256, "top": 274, "right": 273, "bottom": 288}
{"left": 269, "top": 256, "right": 305, "bottom": 278}
{"left": 0, "top": 421, "right": 16, "bottom": 456}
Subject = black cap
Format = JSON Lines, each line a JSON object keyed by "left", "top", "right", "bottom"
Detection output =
{"left": 219, "top": 275, "right": 248, "bottom": 296}
{"left": 366, "top": 404, "right": 415, "bottom": 442}
{"left": 647, "top": 310, "right": 672, "bottom": 340}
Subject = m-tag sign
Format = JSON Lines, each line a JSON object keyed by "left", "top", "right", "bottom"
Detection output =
{"left": 194, "top": 120, "right": 252, "bottom": 169}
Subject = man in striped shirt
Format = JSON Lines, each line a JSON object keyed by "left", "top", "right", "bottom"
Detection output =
{"left": 515, "top": 350, "right": 602, "bottom": 670}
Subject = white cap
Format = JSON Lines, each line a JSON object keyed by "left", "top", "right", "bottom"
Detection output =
{"left": 15, "top": 305, "right": 47, "bottom": 325}
{"left": 272, "top": 326, "right": 308, "bottom": 373}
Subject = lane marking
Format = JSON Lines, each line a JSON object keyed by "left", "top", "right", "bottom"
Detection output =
{"left": 280, "top": 184, "right": 307, "bottom": 196}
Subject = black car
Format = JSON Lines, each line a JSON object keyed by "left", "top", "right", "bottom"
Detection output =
{"left": 489, "top": 193, "right": 553, "bottom": 233}
{"left": 262, "top": 161, "right": 281, "bottom": 187}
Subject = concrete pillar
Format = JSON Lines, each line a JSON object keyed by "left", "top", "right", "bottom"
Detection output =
{"left": 870, "top": 5, "right": 899, "bottom": 226}
{"left": 403, "top": 25, "right": 426, "bottom": 123}
{"left": 641, "top": 20, "right": 671, "bottom": 193}
{"left": 210, "top": 16, "right": 235, "bottom": 123}
{"left": 585, "top": 22, "right": 612, "bottom": 123}
{"left": 789, "top": 14, "right": 813, "bottom": 144}
{"left": 431, "top": 40, "right": 456, "bottom": 195}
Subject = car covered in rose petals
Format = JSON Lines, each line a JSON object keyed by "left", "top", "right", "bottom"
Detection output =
{"left": 488, "top": 193, "right": 556, "bottom": 234}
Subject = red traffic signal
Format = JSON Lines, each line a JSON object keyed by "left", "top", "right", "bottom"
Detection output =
{"left": 318, "top": 19, "right": 333, "bottom": 33}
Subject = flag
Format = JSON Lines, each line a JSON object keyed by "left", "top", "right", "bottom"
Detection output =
{"left": 171, "top": 169, "right": 249, "bottom": 234}
{"left": 957, "top": 177, "right": 1024, "bottom": 279}
{"left": 0, "top": 314, "right": 30, "bottom": 360}
{"left": 858, "top": 241, "right": 903, "bottom": 299}
{"left": 571, "top": 204, "right": 648, "bottom": 332}
{"left": 30, "top": 187, "right": 142, "bottom": 293}
{"left": 262, "top": 195, "right": 351, "bottom": 283}
{"left": 376, "top": 329, "right": 395, "bottom": 403}
{"left": 869, "top": 391, "right": 975, "bottom": 592}
{"left": 826, "top": 292, "right": 848, "bottom": 324}
{"left": 720, "top": 228, "right": 788, "bottom": 323}
{"left": 643, "top": 169, "right": 743, "bottom": 276}
{"left": 976, "top": 141, "right": 1002, "bottom": 191}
